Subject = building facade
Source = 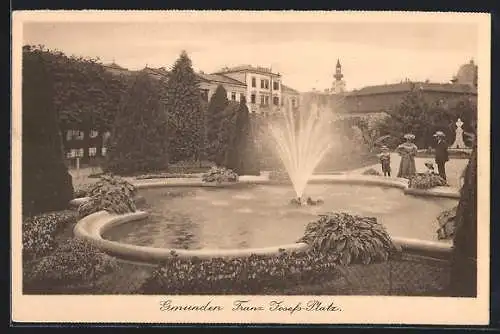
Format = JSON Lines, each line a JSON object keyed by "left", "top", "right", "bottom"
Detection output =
{"left": 302, "top": 59, "right": 478, "bottom": 116}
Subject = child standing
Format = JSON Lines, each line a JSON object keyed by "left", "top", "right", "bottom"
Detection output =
{"left": 379, "top": 146, "right": 391, "bottom": 177}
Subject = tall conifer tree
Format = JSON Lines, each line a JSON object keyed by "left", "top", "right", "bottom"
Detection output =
{"left": 163, "top": 51, "right": 203, "bottom": 162}
{"left": 105, "top": 72, "right": 169, "bottom": 175}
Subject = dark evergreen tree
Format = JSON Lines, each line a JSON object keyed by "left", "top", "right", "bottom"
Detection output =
{"left": 163, "top": 51, "right": 204, "bottom": 163}
{"left": 22, "top": 50, "right": 74, "bottom": 216}
{"left": 215, "top": 101, "right": 239, "bottom": 167}
{"left": 449, "top": 142, "right": 477, "bottom": 297}
{"left": 104, "top": 72, "right": 169, "bottom": 175}
{"left": 225, "top": 97, "right": 260, "bottom": 175}
{"left": 206, "top": 85, "right": 229, "bottom": 162}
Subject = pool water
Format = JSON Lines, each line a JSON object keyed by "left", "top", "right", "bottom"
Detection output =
{"left": 102, "top": 184, "right": 457, "bottom": 250}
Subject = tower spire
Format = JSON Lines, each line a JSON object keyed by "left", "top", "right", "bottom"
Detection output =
{"left": 334, "top": 58, "right": 343, "bottom": 81}
{"left": 331, "top": 58, "right": 345, "bottom": 94}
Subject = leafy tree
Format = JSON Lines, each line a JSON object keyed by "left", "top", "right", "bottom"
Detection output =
{"left": 104, "top": 72, "right": 169, "bottom": 175}
{"left": 215, "top": 101, "right": 239, "bottom": 166}
{"left": 163, "top": 51, "right": 204, "bottom": 163}
{"left": 380, "top": 85, "right": 478, "bottom": 149}
{"left": 22, "top": 45, "right": 128, "bottom": 160}
{"left": 450, "top": 142, "right": 477, "bottom": 297}
{"left": 22, "top": 49, "right": 74, "bottom": 216}
{"left": 206, "top": 85, "right": 229, "bottom": 162}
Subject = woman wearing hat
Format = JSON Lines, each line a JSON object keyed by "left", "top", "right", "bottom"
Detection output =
{"left": 433, "top": 131, "right": 449, "bottom": 180}
{"left": 395, "top": 133, "right": 417, "bottom": 178}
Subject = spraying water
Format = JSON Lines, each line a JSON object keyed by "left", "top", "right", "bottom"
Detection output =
{"left": 268, "top": 101, "right": 333, "bottom": 204}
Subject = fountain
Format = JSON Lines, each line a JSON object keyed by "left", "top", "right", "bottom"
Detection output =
{"left": 267, "top": 101, "right": 333, "bottom": 205}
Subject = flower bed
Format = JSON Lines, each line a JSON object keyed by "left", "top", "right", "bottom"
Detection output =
{"left": 22, "top": 210, "right": 78, "bottom": 260}
{"left": 24, "top": 238, "right": 118, "bottom": 292}
{"left": 201, "top": 166, "right": 239, "bottom": 183}
{"left": 408, "top": 173, "right": 447, "bottom": 190}
{"left": 362, "top": 168, "right": 381, "bottom": 176}
{"left": 139, "top": 250, "right": 340, "bottom": 294}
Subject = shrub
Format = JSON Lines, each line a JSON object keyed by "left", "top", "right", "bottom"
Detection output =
{"left": 408, "top": 173, "right": 447, "bottom": 189}
{"left": 77, "top": 174, "right": 137, "bottom": 218}
{"left": 362, "top": 168, "right": 381, "bottom": 176}
{"left": 140, "top": 251, "right": 339, "bottom": 294}
{"left": 22, "top": 210, "right": 78, "bottom": 260}
{"left": 73, "top": 182, "right": 96, "bottom": 198}
{"left": 25, "top": 238, "right": 117, "bottom": 289}
{"left": 298, "top": 212, "right": 399, "bottom": 265}
{"left": 437, "top": 206, "right": 457, "bottom": 240}
{"left": 201, "top": 166, "right": 239, "bottom": 183}
{"left": 269, "top": 169, "right": 291, "bottom": 182}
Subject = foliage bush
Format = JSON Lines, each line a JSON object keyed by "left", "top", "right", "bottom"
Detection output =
{"left": 25, "top": 238, "right": 118, "bottom": 289}
{"left": 408, "top": 173, "right": 447, "bottom": 189}
{"left": 73, "top": 182, "right": 95, "bottom": 198}
{"left": 298, "top": 212, "right": 399, "bottom": 265}
{"left": 201, "top": 166, "right": 239, "bottom": 183}
{"left": 77, "top": 174, "right": 137, "bottom": 218}
{"left": 140, "top": 251, "right": 339, "bottom": 294}
{"left": 22, "top": 210, "right": 78, "bottom": 260}
{"left": 436, "top": 206, "right": 457, "bottom": 240}
{"left": 362, "top": 168, "right": 381, "bottom": 176}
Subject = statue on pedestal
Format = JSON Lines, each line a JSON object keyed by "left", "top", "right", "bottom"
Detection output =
{"left": 451, "top": 118, "right": 467, "bottom": 149}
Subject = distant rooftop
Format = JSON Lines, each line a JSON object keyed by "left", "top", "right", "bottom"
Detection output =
{"left": 347, "top": 81, "right": 477, "bottom": 96}
{"left": 213, "top": 65, "right": 281, "bottom": 76}
{"left": 281, "top": 84, "right": 300, "bottom": 94}
{"left": 197, "top": 72, "right": 246, "bottom": 86}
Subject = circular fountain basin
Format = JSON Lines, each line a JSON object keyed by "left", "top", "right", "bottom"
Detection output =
{"left": 95, "top": 183, "right": 456, "bottom": 255}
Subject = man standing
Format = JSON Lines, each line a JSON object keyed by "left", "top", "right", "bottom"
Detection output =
{"left": 433, "top": 131, "right": 449, "bottom": 181}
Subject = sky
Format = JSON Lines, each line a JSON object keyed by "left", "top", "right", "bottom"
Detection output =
{"left": 23, "top": 20, "right": 478, "bottom": 92}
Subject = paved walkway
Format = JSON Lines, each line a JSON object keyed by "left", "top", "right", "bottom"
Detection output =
{"left": 347, "top": 153, "right": 468, "bottom": 188}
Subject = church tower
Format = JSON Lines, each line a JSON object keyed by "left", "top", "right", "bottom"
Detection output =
{"left": 331, "top": 59, "right": 346, "bottom": 94}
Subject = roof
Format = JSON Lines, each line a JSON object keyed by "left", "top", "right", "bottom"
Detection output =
{"left": 103, "top": 62, "right": 128, "bottom": 70}
{"left": 347, "top": 81, "right": 477, "bottom": 96}
{"left": 213, "top": 65, "right": 281, "bottom": 76}
{"left": 281, "top": 84, "right": 300, "bottom": 94}
{"left": 196, "top": 72, "right": 246, "bottom": 86}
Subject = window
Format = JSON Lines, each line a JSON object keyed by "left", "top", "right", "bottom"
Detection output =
{"left": 291, "top": 99, "right": 296, "bottom": 107}
{"left": 273, "top": 96, "right": 279, "bottom": 106}
{"left": 273, "top": 81, "right": 280, "bottom": 90}
{"left": 265, "top": 96, "right": 269, "bottom": 105}
{"left": 102, "top": 147, "right": 107, "bottom": 156}
{"left": 89, "top": 147, "right": 97, "bottom": 157}
{"left": 77, "top": 148, "right": 84, "bottom": 157}
{"left": 265, "top": 80, "right": 269, "bottom": 89}
{"left": 251, "top": 94, "right": 256, "bottom": 104}
{"left": 231, "top": 92, "right": 236, "bottom": 101}
{"left": 251, "top": 77, "right": 256, "bottom": 87}
{"left": 66, "top": 130, "right": 84, "bottom": 141}
{"left": 240, "top": 93, "right": 245, "bottom": 101}
{"left": 90, "top": 130, "right": 98, "bottom": 138}
{"left": 66, "top": 150, "right": 75, "bottom": 159}
{"left": 260, "top": 79, "right": 269, "bottom": 89}
{"left": 260, "top": 95, "right": 265, "bottom": 105}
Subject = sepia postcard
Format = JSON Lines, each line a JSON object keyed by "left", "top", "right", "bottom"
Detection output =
{"left": 11, "top": 10, "right": 491, "bottom": 325}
